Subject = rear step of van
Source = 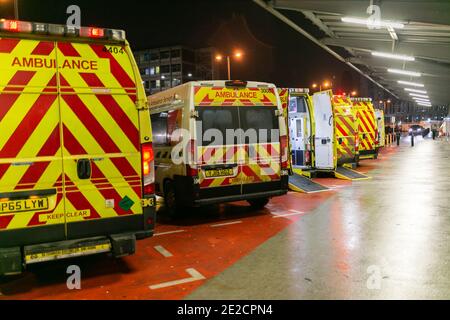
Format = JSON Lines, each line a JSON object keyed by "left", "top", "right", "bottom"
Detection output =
{"left": 24, "top": 234, "right": 136, "bottom": 265}
{"left": 289, "top": 174, "right": 330, "bottom": 194}
{"left": 334, "top": 166, "right": 370, "bottom": 181}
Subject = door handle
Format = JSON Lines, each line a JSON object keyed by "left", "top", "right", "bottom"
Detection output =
{"left": 77, "top": 159, "right": 92, "bottom": 180}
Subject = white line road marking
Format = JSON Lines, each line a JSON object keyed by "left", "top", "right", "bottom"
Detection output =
{"left": 154, "top": 245, "right": 173, "bottom": 258}
{"left": 210, "top": 221, "right": 243, "bottom": 228}
{"left": 273, "top": 210, "right": 305, "bottom": 218}
{"left": 149, "top": 268, "right": 206, "bottom": 290}
{"left": 154, "top": 230, "right": 186, "bottom": 237}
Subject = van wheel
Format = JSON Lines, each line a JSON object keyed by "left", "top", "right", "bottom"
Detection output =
{"left": 247, "top": 198, "right": 270, "bottom": 210}
{"left": 164, "top": 181, "right": 178, "bottom": 218}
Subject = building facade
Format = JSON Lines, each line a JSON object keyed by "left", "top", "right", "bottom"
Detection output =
{"left": 135, "top": 46, "right": 218, "bottom": 95}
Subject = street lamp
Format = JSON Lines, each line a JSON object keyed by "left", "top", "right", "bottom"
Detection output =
{"left": 351, "top": 91, "right": 358, "bottom": 97}
{"left": 215, "top": 51, "right": 243, "bottom": 81}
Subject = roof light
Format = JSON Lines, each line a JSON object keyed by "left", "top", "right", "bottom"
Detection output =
{"left": 397, "top": 80, "right": 424, "bottom": 88}
{"left": 341, "top": 17, "right": 404, "bottom": 29}
{"left": 289, "top": 88, "right": 310, "bottom": 94}
{"left": 388, "top": 69, "right": 422, "bottom": 77}
{"left": 0, "top": 19, "right": 32, "bottom": 33}
{"left": 372, "top": 51, "right": 415, "bottom": 61}
{"left": 80, "top": 27, "right": 105, "bottom": 38}
{"left": 405, "top": 88, "right": 427, "bottom": 94}
{"left": 1, "top": 19, "right": 125, "bottom": 42}
{"left": 409, "top": 93, "right": 429, "bottom": 99}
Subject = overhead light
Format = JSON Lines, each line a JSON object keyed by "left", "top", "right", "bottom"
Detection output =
{"left": 341, "top": 17, "right": 404, "bottom": 29}
{"left": 409, "top": 93, "right": 429, "bottom": 99}
{"left": 413, "top": 97, "right": 430, "bottom": 102}
{"left": 372, "top": 51, "right": 415, "bottom": 61}
{"left": 405, "top": 88, "right": 427, "bottom": 94}
{"left": 388, "top": 69, "right": 421, "bottom": 77}
{"left": 398, "top": 80, "right": 424, "bottom": 87}
{"left": 417, "top": 102, "right": 432, "bottom": 107}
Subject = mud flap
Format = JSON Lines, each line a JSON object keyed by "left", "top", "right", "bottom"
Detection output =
{"left": 0, "top": 247, "right": 23, "bottom": 276}
{"left": 110, "top": 234, "right": 136, "bottom": 258}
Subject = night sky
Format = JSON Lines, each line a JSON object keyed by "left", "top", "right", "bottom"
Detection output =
{"left": 1, "top": 0, "right": 368, "bottom": 93}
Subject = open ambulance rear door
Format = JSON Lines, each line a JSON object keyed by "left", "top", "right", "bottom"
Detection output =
{"left": 312, "top": 92, "right": 335, "bottom": 170}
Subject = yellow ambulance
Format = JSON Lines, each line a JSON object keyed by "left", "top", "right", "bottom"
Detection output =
{"left": 375, "top": 109, "right": 386, "bottom": 148}
{"left": 149, "top": 80, "right": 289, "bottom": 216}
{"left": 352, "top": 98, "right": 379, "bottom": 160}
{"left": 0, "top": 19, "right": 155, "bottom": 275}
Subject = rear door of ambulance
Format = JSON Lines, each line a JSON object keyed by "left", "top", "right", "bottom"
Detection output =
{"left": 239, "top": 87, "right": 282, "bottom": 195}
{"left": 356, "top": 102, "right": 377, "bottom": 154}
{"left": 195, "top": 86, "right": 242, "bottom": 199}
{"left": 313, "top": 92, "right": 335, "bottom": 170}
{"left": 56, "top": 41, "right": 144, "bottom": 239}
{"left": 333, "top": 97, "right": 357, "bottom": 165}
{"left": 0, "top": 38, "right": 65, "bottom": 246}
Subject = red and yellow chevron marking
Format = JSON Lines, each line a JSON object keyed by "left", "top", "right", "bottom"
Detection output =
{"left": 194, "top": 86, "right": 278, "bottom": 107}
{"left": 333, "top": 96, "right": 358, "bottom": 162}
{"left": 198, "top": 143, "right": 281, "bottom": 188}
{"left": 353, "top": 101, "right": 377, "bottom": 152}
{"left": 0, "top": 38, "right": 143, "bottom": 231}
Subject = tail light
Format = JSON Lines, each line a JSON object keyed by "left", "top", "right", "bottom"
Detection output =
{"left": 141, "top": 143, "right": 154, "bottom": 195}
{"left": 280, "top": 135, "right": 289, "bottom": 169}
{"left": 186, "top": 139, "right": 198, "bottom": 177}
{"left": 375, "top": 129, "right": 379, "bottom": 145}
{"left": 355, "top": 136, "right": 360, "bottom": 152}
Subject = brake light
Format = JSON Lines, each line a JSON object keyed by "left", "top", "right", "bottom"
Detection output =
{"left": 280, "top": 135, "right": 289, "bottom": 169}
{"left": 375, "top": 129, "right": 379, "bottom": 145}
{"left": 186, "top": 139, "right": 198, "bottom": 177}
{"left": 141, "top": 143, "right": 154, "bottom": 195}
{"left": 355, "top": 136, "right": 360, "bottom": 152}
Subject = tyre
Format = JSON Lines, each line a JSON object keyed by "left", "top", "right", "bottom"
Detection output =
{"left": 247, "top": 198, "right": 270, "bottom": 210}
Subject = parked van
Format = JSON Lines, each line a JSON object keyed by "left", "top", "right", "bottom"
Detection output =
{"left": 352, "top": 98, "right": 379, "bottom": 160}
{"left": 0, "top": 20, "right": 155, "bottom": 276}
{"left": 149, "top": 80, "right": 289, "bottom": 215}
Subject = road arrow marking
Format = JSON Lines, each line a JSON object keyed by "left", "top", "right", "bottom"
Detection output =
{"left": 149, "top": 268, "right": 206, "bottom": 290}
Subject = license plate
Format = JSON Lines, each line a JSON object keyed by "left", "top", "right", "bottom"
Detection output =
{"left": 0, "top": 198, "right": 49, "bottom": 214}
{"left": 204, "top": 168, "right": 235, "bottom": 178}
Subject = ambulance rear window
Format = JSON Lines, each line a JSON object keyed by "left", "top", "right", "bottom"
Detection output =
{"left": 198, "top": 107, "right": 239, "bottom": 146}
{"left": 240, "top": 106, "right": 279, "bottom": 143}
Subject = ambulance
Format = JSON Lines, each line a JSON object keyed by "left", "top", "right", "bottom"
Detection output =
{"left": 375, "top": 109, "right": 386, "bottom": 148}
{"left": 311, "top": 91, "right": 367, "bottom": 181}
{"left": 0, "top": 20, "right": 155, "bottom": 276}
{"left": 149, "top": 80, "right": 289, "bottom": 216}
{"left": 352, "top": 98, "right": 379, "bottom": 160}
{"left": 278, "top": 88, "right": 315, "bottom": 172}
{"left": 311, "top": 91, "right": 359, "bottom": 169}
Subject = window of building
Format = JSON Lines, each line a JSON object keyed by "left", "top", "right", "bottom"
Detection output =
{"left": 160, "top": 65, "right": 170, "bottom": 74}
{"left": 150, "top": 80, "right": 157, "bottom": 89}
{"left": 160, "top": 51, "right": 170, "bottom": 60}
{"left": 171, "top": 49, "right": 181, "bottom": 59}
{"left": 172, "top": 64, "right": 181, "bottom": 73}
{"left": 143, "top": 53, "right": 150, "bottom": 62}
{"left": 156, "top": 80, "right": 161, "bottom": 88}
{"left": 162, "top": 80, "right": 171, "bottom": 88}
{"left": 172, "top": 78, "right": 181, "bottom": 87}
{"left": 150, "top": 52, "right": 160, "bottom": 61}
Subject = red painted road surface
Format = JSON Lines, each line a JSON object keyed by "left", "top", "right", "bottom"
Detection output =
{"left": 0, "top": 147, "right": 398, "bottom": 300}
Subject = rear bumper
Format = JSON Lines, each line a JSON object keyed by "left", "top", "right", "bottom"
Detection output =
{"left": 195, "top": 189, "right": 288, "bottom": 206}
{"left": 174, "top": 176, "right": 289, "bottom": 207}
{"left": 359, "top": 149, "right": 378, "bottom": 159}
